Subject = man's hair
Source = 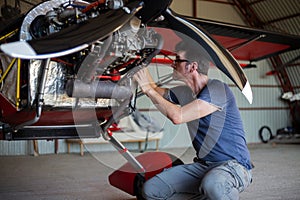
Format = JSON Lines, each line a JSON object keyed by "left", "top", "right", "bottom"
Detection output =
{"left": 175, "top": 40, "right": 210, "bottom": 75}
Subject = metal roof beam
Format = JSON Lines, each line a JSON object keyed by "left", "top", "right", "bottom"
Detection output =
{"left": 248, "top": 0, "right": 267, "bottom": 5}
{"left": 263, "top": 13, "right": 300, "bottom": 26}
{"left": 231, "top": 0, "right": 264, "bottom": 27}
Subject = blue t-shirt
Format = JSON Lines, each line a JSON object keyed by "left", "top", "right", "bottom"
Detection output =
{"left": 168, "top": 79, "right": 252, "bottom": 170}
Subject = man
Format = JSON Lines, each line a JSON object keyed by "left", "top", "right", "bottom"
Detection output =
{"left": 134, "top": 41, "right": 252, "bottom": 199}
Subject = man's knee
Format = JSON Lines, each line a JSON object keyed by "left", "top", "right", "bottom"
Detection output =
{"left": 143, "top": 176, "right": 174, "bottom": 200}
{"left": 200, "top": 171, "right": 238, "bottom": 200}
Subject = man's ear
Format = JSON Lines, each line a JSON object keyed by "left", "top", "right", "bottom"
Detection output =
{"left": 190, "top": 62, "right": 198, "bottom": 73}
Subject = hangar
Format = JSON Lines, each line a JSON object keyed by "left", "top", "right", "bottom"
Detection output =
{"left": 0, "top": 0, "right": 300, "bottom": 199}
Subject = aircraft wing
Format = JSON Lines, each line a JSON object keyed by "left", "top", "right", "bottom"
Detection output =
{"left": 185, "top": 16, "right": 300, "bottom": 62}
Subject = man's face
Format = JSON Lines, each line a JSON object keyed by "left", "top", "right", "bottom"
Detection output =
{"left": 171, "top": 51, "right": 190, "bottom": 81}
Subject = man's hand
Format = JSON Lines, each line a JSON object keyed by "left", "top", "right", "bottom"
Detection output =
{"left": 133, "top": 68, "right": 153, "bottom": 95}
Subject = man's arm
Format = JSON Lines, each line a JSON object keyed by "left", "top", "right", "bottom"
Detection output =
{"left": 134, "top": 69, "right": 219, "bottom": 124}
{"left": 144, "top": 68, "right": 167, "bottom": 97}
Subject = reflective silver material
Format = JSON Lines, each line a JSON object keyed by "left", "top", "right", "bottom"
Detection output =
{"left": 29, "top": 60, "right": 115, "bottom": 107}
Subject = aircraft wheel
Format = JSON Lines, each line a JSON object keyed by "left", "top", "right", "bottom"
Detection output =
{"left": 134, "top": 173, "right": 146, "bottom": 200}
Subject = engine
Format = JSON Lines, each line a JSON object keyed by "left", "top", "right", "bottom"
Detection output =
{"left": 13, "top": 0, "right": 162, "bottom": 109}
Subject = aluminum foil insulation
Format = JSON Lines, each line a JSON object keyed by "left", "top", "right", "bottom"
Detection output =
{"left": 29, "top": 60, "right": 115, "bottom": 108}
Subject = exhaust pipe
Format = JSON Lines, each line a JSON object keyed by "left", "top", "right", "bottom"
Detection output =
{"left": 66, "top": 79, "right": 132, "bottom": 99}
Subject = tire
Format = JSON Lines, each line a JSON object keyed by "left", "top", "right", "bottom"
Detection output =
{"left": 258, "top": 126, "right": 273, "bottom": 143}
{"left": 134, "top": 173, "right": 146, "bottom": 200}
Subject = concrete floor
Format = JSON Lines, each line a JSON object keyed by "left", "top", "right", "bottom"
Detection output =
{"left": 0, "top": 143, "right": 300, "bottom": 200}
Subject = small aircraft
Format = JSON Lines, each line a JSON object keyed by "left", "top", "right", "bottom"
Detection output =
{"left": 0, "top": 0, "right": 299, "bottom": 199}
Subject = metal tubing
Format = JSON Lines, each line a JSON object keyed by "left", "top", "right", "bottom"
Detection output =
{"left": 108, "top": 130, "right": 146, "bottom": 173}
{"left": 15, "top": 58, "right": 51, "bottom": 130}
{"left": 16, "top": 58, "right": 21, "bottom": 109}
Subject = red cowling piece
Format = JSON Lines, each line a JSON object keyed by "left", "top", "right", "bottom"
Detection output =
{"left": 108, "top": 151, "right": 183, "bottom": 196}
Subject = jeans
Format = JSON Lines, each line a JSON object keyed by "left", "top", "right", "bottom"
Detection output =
{"left": 142, "top": 160, "right": 252, "bottom": 200}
